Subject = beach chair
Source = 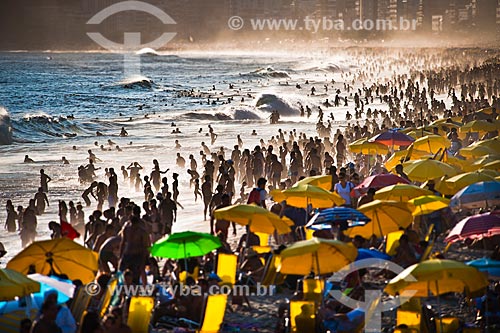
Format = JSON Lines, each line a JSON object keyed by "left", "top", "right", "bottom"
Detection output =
{"left": 127, "top": 296, "right": 155, "bottom": 333}
{"left": 99, "top": 277, "right": 117, "bottom": 317}
{"left": 396, "top": 309, "right": 421, "bottom": 332}
{"left": 216, "top": 253, "right": 237, "bottom": 286}
{"left": 255, "top": 232, "right": 269, "bottom": 245}
{"left": 386, "top": 230, "right": 404, "bottom": 256}
{"left": 197, "top": 293, "right": 228, "bottom": 333}
{"left": 289, "top": 300, "right": 315, "bottom": 333}
{"left": 302, "top": 278, "right": 324, "bottom": 303}
{"left": 435, "top": 317, "right": 460, "bottom": 333}
{"left": 305, "top": 228, "right": 314, "bottom": 240}
{"left": 0, "top": 308, "right": 37, "bottom": 333}
{"left": 419, "top": 240, "right": 434, "bottom": 262}
{"left": 179, "top": 266, "right": 200, "bottom": 284}
{"left": 261, "top": 254, "right": 286, "bottom": 286}
{"left": 70, "top": 286, "right": 92, "bottom": 325}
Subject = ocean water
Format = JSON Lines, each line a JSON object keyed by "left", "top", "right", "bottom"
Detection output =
{"left": 0, "top": 50, "right": 384, "bottom": 264}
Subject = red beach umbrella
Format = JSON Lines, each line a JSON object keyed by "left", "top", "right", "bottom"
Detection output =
{"left": 444, "top": 211, "right": 500, "bottom": 243}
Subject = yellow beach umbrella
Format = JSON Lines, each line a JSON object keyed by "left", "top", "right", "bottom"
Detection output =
{"left": 439, "top": 171, "right": 496, "bottom": 196}
{"left": 482, "top": 160, "right": 500, "bottom": 171}
{"left": 464, "top": 155, "right": 500, "bottom": 172}
{"left": 441, "top": 153, "right": 466, "bottom": 172}
{"left": 296, "top": 175, "right": 332, "bottom": 191}
{"left": 408, "top": 195, "right": 450, "bottom": 216}
{"left": 349, "top": 138, "right": 389, "bottom": 155}
{"left": 412, "top": 135, "right": 451, "bottom": 154}
{"left": 403, "top": 159, "right": 458, "bottom": 182}
{"left": 474, "top": 138, "right": 500, "bottom": 152}
{"left": 374, "top": 184, "right": 433, "bottom": 202}
{"left": 271, "top": 184, "right": 345, "bottom": 208}
{"left": 7, "top": 238, "right": 99, "bottom": 284}
{"left": 405, "top": 129, "right": 434, "bottom": 139}
{"left": 214, "top": 204, "right": 292, "bottom": 235}
{"left": 385, "top": 259, "right": 488, "bottom": 297}
{"left": 0, "top": 268, "right": 40, "bottom": 301}
{"left": 460, "top": 120, "right": 499, "bottom": 133}
{"left": 384, "top": 149, "right": 431, "bottom": 171}
{"left": 345, "top": 200, "right": 412, "bottom": 239}
{"left": 278, "top": 238, "right": 358, "bottom": 275}
{"left": 429, "top": 118, "right": 462, "bottom": 126}
{"left": 461, "top": 145, "right": 498, "bottom": 158}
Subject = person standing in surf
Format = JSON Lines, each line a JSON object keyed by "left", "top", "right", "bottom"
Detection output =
{"left": 40, "top": 169, "right": 52, "bottom": 193}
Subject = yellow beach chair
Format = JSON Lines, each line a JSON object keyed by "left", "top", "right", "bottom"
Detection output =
{"left": 70, "top": 287, "right": 92, "bottom": 325}
{"left": 127, "top": 296, "right": 154, "bottom": 333}
{"left": 302, "top": 278, "right": 324, "bottom": 303}
{"left": 261, "top": 255, "right": 284, "bottom": 286}
{"left": 396, "top": 309, "right": 421, "bottom": 332}
{"left": 289, "top": 300, "right": 315, "bottom": 333}
{"left": 216, "top": 253, "right": 237, "bottom": 286}
{"left": 386, "top": 230, "right": 404, "bottom": 256}
{"left": 179, "top": 266, "right": 200, "bottom": 284}
{"left": 0, "top": 308, "right": 37, "bottom": 333}
{"left": 435, "top": 317, "right": 460, "bottom": 333}
{"left": 198, "top": 294, "right": 228, "bottom": 333}
{"left": 99, "top": 277, "right": 117, "bottom": 317}
{"left": 255, "top": 232, "right": 269, "bottom": 245}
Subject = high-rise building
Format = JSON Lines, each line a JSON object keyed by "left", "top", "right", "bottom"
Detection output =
{"left": 476, "top": 0, "right": 497, "bottom": 31}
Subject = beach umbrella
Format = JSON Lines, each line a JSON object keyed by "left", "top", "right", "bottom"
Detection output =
{"left": 213, "top": 204, "right": 292, "bottom": 235}
{"left": 271, "top": 184, "right": 345, "bottom": 208}
{"left": 482, "top": 160, "right": 500, "bottom": 171}
{"left": 0, "top": 269, "right": 40, "bottom": 302}
{"left": 27, "top": 274, "right": 75, "bottom": 299}
{"left": 408, "top": 195, "right": 450, "bottom": 216}
{"left": 385, "top": 259, "right": 489, "bottom": 297}
{"left": 384, "top": 149, "right": 431, "bottom": 171}
{"left": 403, "top": 159, "right": 458, "bottom": 182}
{"left": 374, "top": 184, "right": 433, "bottom": 202}
{"left": 438, "top": 171, "right": 496, "bottom": 196}
{"left": 460, "top": 120, "right": 499, "bottom": 133}
{"left": 353, "top": 174, "right": 410, "bottom": 197}
{"left": 345, "top": 200, "right": 413, "bottom": 239}
{"left": 411, "top": 135, "right": 451, "bottom": 154}
{"left": 460, "top": 145, "right": 498, "bottom": 158}
{"left": 450, "top": 181, "right": 500, "bottom": 212}
{"left": 150, "top": 231, "right": 221, "bottom": 260}
{"left": 306, "top": 206, "right": 370, "bottom": 229}
{"left": 7, "top": 238, "right": 98, "bottom": 284}
{"left": 463, "top": 155, "right": 500, "bottom": 172}
{"left": 370, "top": 130, "right": 415, "bottom": 147}
{"left": 444, "top": 211, "right": 500, "bottom": 243}
{"left": 405, "top": 129, "right": 435, "bottom": 139}
{"left": 355, "top": 248, "right": 391, "bottom": 261}
{"left": 349, "top": 138, "right": 388, "bottom": 155}
{"left": 296, "top": 174, "right": 332, "bottom": 191}
{"left": 473, "top": 138, "right": 500, "bottom": 152}
{"left": 466, "top": 258, "right": 500, "bottom": 280}
{"left": 277, "top": 238, "right": 358, "bottom": 275}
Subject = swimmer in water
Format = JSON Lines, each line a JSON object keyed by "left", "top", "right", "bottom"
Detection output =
{"left": 62, "top": 157, "right": 70, "bottom": 165}
{"left": 24, "top": 155, "right": 35, "bottom": 163}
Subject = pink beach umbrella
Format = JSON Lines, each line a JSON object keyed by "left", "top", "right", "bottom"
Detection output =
{"left": 352, "top": 173, "right": 410, "bottom": 197}
{"left": 444, "top": 211, "right": 500, "bottom": 243}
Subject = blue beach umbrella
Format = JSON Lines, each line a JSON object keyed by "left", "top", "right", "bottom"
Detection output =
{"left": 355, "top": 248, "right": 391, "bottom": 261}
{"left": 306, "top": 206, "right": 370, "bottom": 230}
{"left": 450, "top": 181, "right": 500, "bottom": 212}
{"left": 466, "top": 258, "right": 500, "bottom": 280}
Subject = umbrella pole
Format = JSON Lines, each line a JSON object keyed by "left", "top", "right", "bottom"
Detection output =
{"left": 183, "top": 241, "right": 188, "bottom": 274}
{"left": 436, "top": 281, "right": 444, "bottom": 333}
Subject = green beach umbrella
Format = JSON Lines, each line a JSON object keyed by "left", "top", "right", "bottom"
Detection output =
{"left": 150, "top": 231, "right": 221, "bottom": 263}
